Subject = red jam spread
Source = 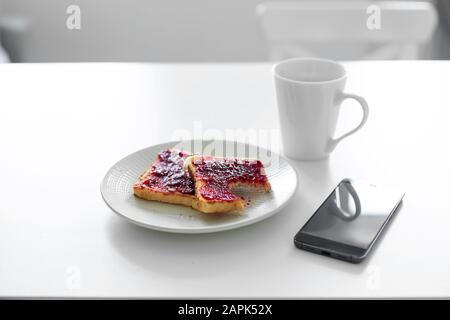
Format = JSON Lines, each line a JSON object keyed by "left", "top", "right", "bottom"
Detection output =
{"left": 141, "top": 149, "right": 194, "bottom": 195}
{"left": 192, "top": 156, "right": 268, "bottom": 201}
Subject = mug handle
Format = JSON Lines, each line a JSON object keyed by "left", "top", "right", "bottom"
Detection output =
{"left": 328, "top": 93, "right": 369, "bottom": 152}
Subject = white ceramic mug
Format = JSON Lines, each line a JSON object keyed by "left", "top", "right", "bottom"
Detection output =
{"left": 273, "top": 58, "right": 369, "bottom": 160}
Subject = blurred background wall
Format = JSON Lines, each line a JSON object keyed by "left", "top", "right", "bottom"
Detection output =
{"left": 0, "top": 0, "right": 448, "bottom": 62}
{"left": 0, "top": 0, "right": 267, "bottom": 62}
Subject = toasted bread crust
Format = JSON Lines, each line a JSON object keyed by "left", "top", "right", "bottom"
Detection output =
{"left": 133, "top": 185, "right": 194, "bottom": 207}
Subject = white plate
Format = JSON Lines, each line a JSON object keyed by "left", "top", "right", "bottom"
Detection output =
{"left": 101, "top": 140, "right": 298, "bottom": 233}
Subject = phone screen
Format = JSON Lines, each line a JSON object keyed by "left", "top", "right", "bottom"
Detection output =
{"left": 299, "top": 179, "right": 404, "bottom": 251}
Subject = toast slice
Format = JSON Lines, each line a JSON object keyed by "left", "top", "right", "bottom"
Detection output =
{"left": 186, "top": 155, "right": 271, "bottom": 214}
{"left": 133, "top": 149, "right": 195, "bottom": 207}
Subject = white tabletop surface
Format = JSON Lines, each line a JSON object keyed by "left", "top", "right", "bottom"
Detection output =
{"left": 0, "top": 61, "right": 449, "bottom": 298}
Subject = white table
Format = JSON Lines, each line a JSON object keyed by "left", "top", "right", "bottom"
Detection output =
{"left": 0, "top": 61, "right": 449, "bottom": 298}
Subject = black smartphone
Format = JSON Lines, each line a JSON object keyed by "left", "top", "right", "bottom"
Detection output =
{"left": 294, "top": 179, "right": 404, "bottom": 263}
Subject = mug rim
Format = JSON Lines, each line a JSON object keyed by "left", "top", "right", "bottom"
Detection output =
{"left": 272, "top": 57, "right": 347, "bottom": 84}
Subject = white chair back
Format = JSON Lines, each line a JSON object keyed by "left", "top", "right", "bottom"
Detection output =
{"left": 256, "top": 1, "right": 438, "bottom": 60}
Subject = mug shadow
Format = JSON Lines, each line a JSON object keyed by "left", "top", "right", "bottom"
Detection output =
{"left": 289, "top": 157, "right": 337, "bottom": 220}
{"left": 292, "top": 156, "right": 334, "bottom": 187}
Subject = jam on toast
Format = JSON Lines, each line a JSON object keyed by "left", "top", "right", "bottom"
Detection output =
{"left": 133, "top": 149, "right": 195, "bottom": 207}
{"left": 186, "top": 155, "right": 271, "bottom": 213}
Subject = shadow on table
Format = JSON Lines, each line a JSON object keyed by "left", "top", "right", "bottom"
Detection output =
{"left": 290, "top": 156, "right": 335, "bottom": 188}
{"left": 106, "top": 208, "right": 288, "bottom": 278}
{"left": 106, "top": 157, "right": 401, "bottom": 280}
